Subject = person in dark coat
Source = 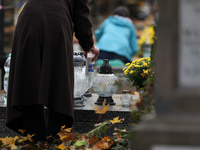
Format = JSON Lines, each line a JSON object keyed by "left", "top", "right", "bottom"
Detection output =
{"left": 6, "top": 0, "right": 99, "bottom": 143}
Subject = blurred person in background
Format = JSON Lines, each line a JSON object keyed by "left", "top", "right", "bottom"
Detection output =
{"left": 95, "top": 6, "right": 138, "bottom": 65}
{"left": 6, "top": 0, "right": 99, "bottom": 144}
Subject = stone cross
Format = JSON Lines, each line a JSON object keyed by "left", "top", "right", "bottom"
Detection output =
{"left": 132, "top": 0, "right": 200, "bottom": 149}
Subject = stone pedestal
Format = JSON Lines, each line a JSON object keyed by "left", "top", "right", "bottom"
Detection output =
{"left": 132, "top": 115, "right": 200, "bottom": 149}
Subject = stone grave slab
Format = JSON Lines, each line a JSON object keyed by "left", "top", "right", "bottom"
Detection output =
{"left": 0, "top": 93, "right": 140, "bottom": 137}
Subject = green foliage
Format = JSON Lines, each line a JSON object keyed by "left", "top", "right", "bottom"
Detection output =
{"left": 73, "top": 140, "right": 87, "bottom": 147}
{"left": 130, "top": 24, "right": 157, "bottom": 121}
{"left": 88, "top": 121, "right": 109, "bottom": 137}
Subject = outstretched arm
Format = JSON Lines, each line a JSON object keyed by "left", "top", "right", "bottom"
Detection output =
{"left": 84, "top": 45, "right": 100, "bottom": 62}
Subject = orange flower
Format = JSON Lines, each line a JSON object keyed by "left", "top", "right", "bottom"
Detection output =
{"left": 140, "top": 73, "right": 146, "bottom": 78}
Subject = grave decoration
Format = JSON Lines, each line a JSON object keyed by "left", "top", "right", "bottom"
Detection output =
{"left": 123, "top": 57, "right": 153, "bottom": 91}
{"left": 73, "top": 52, "right": 91, "bottom": 107}
{"left": 92, "top": 59, "right": 119, "bottom": 105}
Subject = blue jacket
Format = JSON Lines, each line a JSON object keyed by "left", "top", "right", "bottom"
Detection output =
{"left": 95, "top": 16, "right": 138, "bottom": 62}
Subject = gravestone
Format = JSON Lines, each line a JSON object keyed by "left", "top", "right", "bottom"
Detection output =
{"left": 131, "top": 0, "right": 200, "bottom": 149}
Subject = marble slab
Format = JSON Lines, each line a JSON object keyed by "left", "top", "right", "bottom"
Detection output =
{"left": 74, "top": 93, "right": 140, "bottom": 112}
{"left": 0, "top": 93, "right": 140, "bottom": 112}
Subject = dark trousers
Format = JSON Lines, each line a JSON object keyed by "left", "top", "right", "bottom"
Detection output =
{"left": 98, "top": 50, "right": 131, "bottom": 64}
{"left": 20, "top": 105, "right": 72, "bottom": 143}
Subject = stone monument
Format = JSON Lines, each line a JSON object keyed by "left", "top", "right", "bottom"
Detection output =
{"left": 131, "top": 0, "right": 200, "bottom": 149}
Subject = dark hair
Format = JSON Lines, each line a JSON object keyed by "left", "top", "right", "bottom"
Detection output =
{"left": 113, "top": 6, "right": 130, "bottom": 18}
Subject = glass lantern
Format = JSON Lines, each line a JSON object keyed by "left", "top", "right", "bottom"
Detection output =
{"left": 73, "top": 52, "right": 90, "bottom": 107}
{"left": 92, "top": 59, "right": 118, "bottom": 105}
{"left": 120, "top": 90, "right": 132, "bottom": 107}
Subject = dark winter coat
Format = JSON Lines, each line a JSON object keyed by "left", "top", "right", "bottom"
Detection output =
{"left": 6, "top": 0, "right": 94, "bottom": 132}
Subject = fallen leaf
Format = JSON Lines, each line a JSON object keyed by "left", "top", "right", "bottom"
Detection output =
{"left": 17, "top": 134, "right": 34, "bottom": 143}
{"left": 116, "top": 133, "right": 122, "bottom": 143}
{"left": 95, "top": 140, "right": 113, "bottom": 149}
{"left": 57, "top": 126, "right": 74, "bottom": 142}
{"left": 69, "top": 145, "right": 77, "bottom": 150}
{"left": 132, "top": 91, "right": 139, "bottom": 95}
{"left": 64, "top": 128, "right": 72, "bottom": 133}
{"left": 102, "top": 136, "right": 111, "bottom": 142}
{"left": 18, "top": 129, "right": 25, "bottom": 134}
{"left": 13, "top": 136, "right": 19, "bottom": 142}
{"left": 110, "top": 117, "right": 124, "bottom": 124}
{"left": 55, "top": 144, "right": 66, "bottom": 150}
{"left": 26, "top": 134, "right": 34, "bottom": 142}
{"left": 1, "top": 136, "right": 15, "bottom": 145}
{"left": 94, "top": 99, "right": 110, "bottom": 114}
{"left": 88, "top": 136, "right": 99, "bottom": 145}
{"left": 60, "top": 135, "right": 68, "bottom": 141}
{"left": 92, "top": 144, "right": 102, "bottom": 150}
{"left": 11, "top": 144, "right": 18, "bottom": 150}
{"left": 73, "top": 140, "right": 87, "bottom": 147}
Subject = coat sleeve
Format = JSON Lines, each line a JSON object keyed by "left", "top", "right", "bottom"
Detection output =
{"left": 130, "top": 25, "right": 138, "bottom": 56}
{"left": 73, "top": 0, "right": 94, "bottom": 52}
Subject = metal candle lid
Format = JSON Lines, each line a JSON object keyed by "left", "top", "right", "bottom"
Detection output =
{"left": 122, "top": 90, "right": 131, "bottom": 94}
{"left": 73, "top": 52, "right": 86, "bottom": 66}
{"left": 99, "top": 59, "right": 113, "bottom": 74}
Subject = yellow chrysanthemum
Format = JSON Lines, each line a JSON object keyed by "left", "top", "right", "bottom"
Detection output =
{"left": 143, "top": 62, "right": 147, "bottom": 66}
{"left": 143, "top": 69, "right": 148, "bottom": 74}
{"left": 124, "top": 70, "right": 128, "bottom": 74}
{"left": 130, "top": 70, "right": 134, "bottom": 74}
{"left": 128, "top": 64, "right": 133, "bottom": 69}
{"left": 125, "top": 63, "right": 130, "bottom": 66}
{"left": 138, "top": 26, "right": 155, "bottom": 45}
{"left": 133, "top": 59, "right": 138, "bottom": 63}
{"left": 135, "top": 65, "right": 140, "bottom": 67}
{"left": 138, "top": 35, "right": 146, "bottom": 45}
{"left": 141, "top": 58, "right": 145, "bottom": 61}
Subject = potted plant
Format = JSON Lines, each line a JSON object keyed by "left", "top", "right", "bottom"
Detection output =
{"left": 123, "top": 57, "right": 152, "bottom": 91}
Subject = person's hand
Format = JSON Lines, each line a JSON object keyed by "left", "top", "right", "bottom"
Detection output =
{"left": 85, "top": 45, "right": 100, "bottom": 62}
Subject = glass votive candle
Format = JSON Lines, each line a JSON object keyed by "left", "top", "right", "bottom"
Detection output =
{"left": 120, "top": 90, "right": 132, "bottom": 107}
